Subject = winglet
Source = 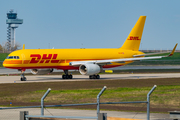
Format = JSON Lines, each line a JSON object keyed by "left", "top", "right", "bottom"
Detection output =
{"left": 168, "top": 43, "right": 178, "bottom": 57}
{"left": 23, "top": 44, "right": 25, "bottom": 50}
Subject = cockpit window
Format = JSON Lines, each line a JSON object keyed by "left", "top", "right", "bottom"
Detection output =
{"left": 8, "top": 56, "right": 14, "bottom": 59}
{"left": 6, "top": 56, "right": 20, "bottom": 59}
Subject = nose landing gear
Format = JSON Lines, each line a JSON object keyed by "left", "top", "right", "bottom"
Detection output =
{"left": 20, "top": 69, "right": 27, "bottom": 81}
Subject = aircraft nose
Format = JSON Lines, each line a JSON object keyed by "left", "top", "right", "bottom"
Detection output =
{"left": 3, "top": 60, "right": 6, "bottom": 67}
{"left": 3, "top": 60, "right": 8, "bottom": 68}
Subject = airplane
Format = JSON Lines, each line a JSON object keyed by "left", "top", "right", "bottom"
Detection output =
{"left": 3, "top": 16, "right": 178, "bottom": 81}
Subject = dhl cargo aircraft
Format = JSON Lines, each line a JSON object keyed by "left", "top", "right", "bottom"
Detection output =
{"left": 3, "top": 16, "right": 178, "bottom": 81}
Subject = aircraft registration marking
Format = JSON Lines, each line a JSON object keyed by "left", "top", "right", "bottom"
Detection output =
{"left": 118, "top": 52, "right": 124, "bottom": 54}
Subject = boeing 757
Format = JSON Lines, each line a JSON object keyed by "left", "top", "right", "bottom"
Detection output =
{"left": 3, "top": 16, "right": 178, "bottom": 81}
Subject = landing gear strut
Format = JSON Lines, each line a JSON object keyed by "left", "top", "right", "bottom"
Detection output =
{"left": 89, "top": 75, "right": 100, "bottom": 79}
{"left": 20, "top": 70, "right": 27, "bottom": 81}
{"left": 62, "top": 70, "right": 73, "bottom": 79}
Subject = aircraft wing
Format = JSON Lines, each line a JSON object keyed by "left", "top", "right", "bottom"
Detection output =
{"left": 69, "top": 43, "right": 178, "bottom": 66}
{"left": 133, "top": 52, "right": 170, "bottom": 57}
{"left": 133, "top": 43, "right": 178, "bottom": 57}
{"left": 70, "top": 56, "right": 164, "bottom": 66}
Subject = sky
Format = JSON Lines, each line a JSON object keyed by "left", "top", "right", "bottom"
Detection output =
{"left": 0, "top": 0, "right": 179, "bottom": 50}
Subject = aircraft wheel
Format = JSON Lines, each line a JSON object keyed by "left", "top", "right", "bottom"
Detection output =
{"left": 62, "top": 75, "right": 66, "bottom": 79}
{"left": 93, "top": 75, "right": 97, "bottom": 79}
{"left": 20, "top": 77, "right": 27, "bottom": 81}
{"left": 66, "top": 75, "right": 69, "bottom": 79}
{"left": 89, "top": 75, "right": 100, "bottom": 79}
{"left": 96, "top": 75, "right": 100, "bottom": 79}
{"left": 62, "top": 74, "right": 73, "bottom": 79}
{"left": 89, "top": 75, "right": 93, "bottom": 79}
{"left": 69, "top": 74, "right": 73, "bottom": 79}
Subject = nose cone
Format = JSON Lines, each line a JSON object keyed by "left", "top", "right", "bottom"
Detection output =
{"left": 2, "top": 59, "right": 12, "bottom": 68}
{"left": 3, "top": 60, "right": 7, "bottom": 68}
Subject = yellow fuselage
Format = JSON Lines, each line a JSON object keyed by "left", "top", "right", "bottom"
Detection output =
{"left": 3, "top": 48, "right": 144, "bottom": 70}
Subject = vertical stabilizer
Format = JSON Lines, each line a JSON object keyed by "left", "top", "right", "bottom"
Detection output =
{"left": 121, "top": 16, "right": 146, "bottom": 51}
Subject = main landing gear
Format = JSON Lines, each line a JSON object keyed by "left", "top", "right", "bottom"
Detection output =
{"left": 62, "top": 70, "right": 73, "bottom": 79}
{"left": 20, "top": 69, "right": 27, "bottom": 81}
{"left": 61, "top": 70, "right": 100, "bottom": 79}
{"left": 89, "top": 75, "right": 100, "bottom": 79}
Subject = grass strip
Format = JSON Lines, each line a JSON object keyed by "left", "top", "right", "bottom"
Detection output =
{"left": 0, "top": 78, "right": 180, "bottom": 112}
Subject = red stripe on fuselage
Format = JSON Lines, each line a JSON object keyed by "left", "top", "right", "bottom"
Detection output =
{"left": 5, "top": 65, "right": 123, "bottom": 70}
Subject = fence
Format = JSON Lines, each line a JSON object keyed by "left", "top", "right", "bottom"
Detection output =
{"left": 0, "top": 85, "right": 157, "bottom": 120}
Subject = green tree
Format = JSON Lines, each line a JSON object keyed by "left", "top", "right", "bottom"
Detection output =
{"left": 14, "top": 42, "right": 21, "bottom": 50}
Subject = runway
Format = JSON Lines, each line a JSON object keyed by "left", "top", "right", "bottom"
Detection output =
{"left": 0, "top": 73, "right": 180, "bottom": 84}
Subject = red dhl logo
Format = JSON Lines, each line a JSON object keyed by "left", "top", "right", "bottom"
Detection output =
{"left": 127, "top": 36, "right": 141, "bottom": 40}
{"left": 30, "top": 54, "right": 59, "bottom": 63}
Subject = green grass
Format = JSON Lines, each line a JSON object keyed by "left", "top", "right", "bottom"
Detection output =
{"left": 0, "top": 62, "right": 2, "bottom": 67}
{"left": 1, "top": 85, "right": 180, "bottom": 111}
{"left": 1, "top": 78, "right": 180, "bottom": 112}
{"left": 0, "top": 53, "right": 9, "bottom": 61}
{"left": 27, "top": 85, "right": 180, "bottom": 107}
{"left": 0, "top": 53, "right": 9, "bottom": 67}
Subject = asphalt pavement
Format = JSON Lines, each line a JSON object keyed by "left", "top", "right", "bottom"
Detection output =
{"left": 0, "top": 73, "right": 180, "bottom": 83}
{"left": 0, "top": 108, "right": 171, "bottom": 120}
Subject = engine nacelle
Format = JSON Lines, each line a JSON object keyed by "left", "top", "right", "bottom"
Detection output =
{"left": 30, "top": 69, "right": 54, "bottom": 75}
{"left": 79, "top": 64, "right": 102, "bottom": 75}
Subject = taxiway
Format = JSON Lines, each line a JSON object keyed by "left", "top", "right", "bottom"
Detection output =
{"left": 0, "top": 73, "right": 180, "bottom": 84}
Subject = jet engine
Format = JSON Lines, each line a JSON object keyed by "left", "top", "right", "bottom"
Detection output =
{"left": 30, "top": 69, "right": 54, "bottom": 75}
{"left": 79, "top": 64, "right": 102, "bottom": 75}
